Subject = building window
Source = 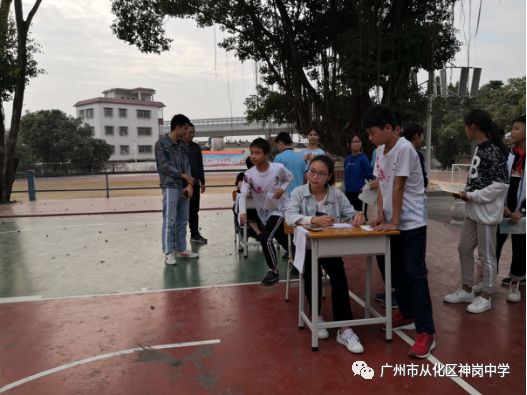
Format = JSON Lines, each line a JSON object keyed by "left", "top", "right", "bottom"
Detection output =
{"left": 138, "top": 145, "right": 153, "bottom": 154}
{"left": 137, "top": 127, "right": 152, "bottom": 136}
{"left": 119, "top": 126, "right": 128, "bottom": 136}
{"left": 105, "top": 126, "right": 114, "bottom": 135}
{"left": 120, "top": 145, "right": 129, "bottom": 155}
{"left": 104, "top": 107, "right": 113, "bottom": 117}
{"left": 78, "top": 109, "right": 85, "bottom": 118}
{"left": 109, "top": 145, "right": 115, "bottom": 154}
{"left": 119, "top": 108, "right": 127, "bottom": 118}
{"left": 89, "top": 126, "right": 95, "bottom": 135}
{"left": 137, "top": 109, "right": 151, "bottom": 119}
{"left": 85, "top": 108, "right": 94, "bottom": 118}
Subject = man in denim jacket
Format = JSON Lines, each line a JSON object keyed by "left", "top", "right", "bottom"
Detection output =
{"left": 155, "top": 114, "right": 199, "bottom": 265}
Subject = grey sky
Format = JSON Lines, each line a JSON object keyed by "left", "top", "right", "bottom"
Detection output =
{"left": 7, "top": 0, "right": 526, "bottom": 123}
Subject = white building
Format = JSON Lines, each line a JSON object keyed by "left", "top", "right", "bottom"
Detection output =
{"left": 74, "top": 88, "right": 165, "bottom": 162}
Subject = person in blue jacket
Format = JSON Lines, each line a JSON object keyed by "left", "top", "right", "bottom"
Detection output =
{"left": 343, "top": 133, "right": 374, "bottom": 216}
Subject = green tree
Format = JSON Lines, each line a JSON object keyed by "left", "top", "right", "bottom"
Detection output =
{"left": 432, "top": 77, "right": 526, "bottom": 168}
{"left": 110, "top": 0, "right": 459, "bottom": 155}
{"left": 19, "top": 110, "right": 113, "bottom": 172}
{"left": 0, "top": 0, "right": 43, "bottom": 202}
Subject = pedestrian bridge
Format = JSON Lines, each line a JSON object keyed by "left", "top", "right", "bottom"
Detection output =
{"left": 162, "top": 117, "right": 295, "bottom": 138}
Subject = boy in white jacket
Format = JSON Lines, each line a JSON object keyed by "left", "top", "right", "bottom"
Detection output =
{"left": 444, "top": 110, "right": 509, "bottom": 313}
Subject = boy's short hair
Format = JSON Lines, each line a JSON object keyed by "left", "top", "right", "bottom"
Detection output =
{"left": 275, "top": 132, "right": 293, "bottom": 145}
{"left": 361, "top": 105, "right": 397, "bottom": 130}
{"left": 402, "top": 122, "right": 424, "bottom": 141}
{"left": 250, "top": 137, "right": 271, "bottom": 154}
{"left": 170, "top": 114, "right": 191, "bottom": 131}
{"left": 513, "top": 115, "right": 526, "bottom": 125}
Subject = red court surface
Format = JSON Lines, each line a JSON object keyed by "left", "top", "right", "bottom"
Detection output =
{"left": 1, "top": 261, "right": 524, "bottom": 395}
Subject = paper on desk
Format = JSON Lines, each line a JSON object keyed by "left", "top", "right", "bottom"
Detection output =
{"left": 499, "top": 217, "right": 526, "bottom": 234}
{"left": 293, "top": 226, "right": 308, "bottom": 273}
{"left": 436, "top": 182, "right": 465, "bottom": 195}
{"left": 360, "top": 224, "right": 373, "bottom": 231}
{"left": 331, "top": 223, "right": 352, "bottom": 229}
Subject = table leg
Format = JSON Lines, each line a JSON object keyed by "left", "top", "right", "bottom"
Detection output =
{"left": 298, "top": 257, "right": 305, "bottom": 329}
{"left": 385, "top": 237, "right": 393, "bottom": 341}
{"left": 311, "top": 239, "right": 319, "bottom": 351}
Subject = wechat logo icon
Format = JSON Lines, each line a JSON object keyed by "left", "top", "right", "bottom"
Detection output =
{"left": 352, "top": 361, "right": 375, "bottom": 380}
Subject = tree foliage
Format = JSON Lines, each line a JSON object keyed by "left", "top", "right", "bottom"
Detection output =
{"left": 110, "top": 0, "right": 459, "bottom": 155}
{"left": 433, "top": 76, "right": 526, "bottom": 168}
{"left": 0, "top": 0, "right": 43, "bottom": 202}
{"left": 19, "top": 110, "right": 113, "bottom": 172}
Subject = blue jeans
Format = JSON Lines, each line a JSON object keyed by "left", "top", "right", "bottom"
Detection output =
{"left": 162, "top": 187, "right": 189, "bottom": 254}
{"left": 391, "top": 226, "right": 435, "bottom": 334}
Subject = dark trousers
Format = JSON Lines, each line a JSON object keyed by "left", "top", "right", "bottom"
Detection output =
{"left": 390, "top": 226, "right": 435, "bottom": 334}
{"left": 303, "top": 250, "right": 354, "bottom": 320}
{"left": 259, "top": 215, "right": 288, "bottom": 271}
{"left": 189, "top": 185, "right": 201, "bottom": 237}
{"left": 496, "top": 230, "right": 526, "bottom": 279}
{"left": 345, "top": 191, "right": 368, "bottom": 220}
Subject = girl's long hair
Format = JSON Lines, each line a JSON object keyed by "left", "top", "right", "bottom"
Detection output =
{"left": 464, "top": 109, "right": 508, "bottom": 156}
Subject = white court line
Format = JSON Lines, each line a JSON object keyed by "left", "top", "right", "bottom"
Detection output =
{"left": 348, "top": 291, "right": 481, "bottom": 395}
{"left": 0, "top": 295, "right": 43, "bottom": 304}
{"left": 0, "top": 281, "right": 264, "bottom": 304}
{"left": 0, "top": 339, "right": 221, "bottom": 393}
{"left": 0, "top": 220, "right": 162, "bottom": 234}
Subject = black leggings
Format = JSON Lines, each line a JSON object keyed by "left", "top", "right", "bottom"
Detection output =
{"left": 303, "top": 250, "right": 354, "bottom": 321}
{"left": 496, "top": 230, "right": 526, "bottom": 279}
{"left": 259, "top": 215, "right": 288, "bottom": 271}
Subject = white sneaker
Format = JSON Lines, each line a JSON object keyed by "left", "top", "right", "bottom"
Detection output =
{"left": 176, "top": 250, "right": 199, "bottom": 258}
{"left": 336, "top": 328, "right": 364, "bottom": 354}
{"left": 467, "top": 296, "right": 491, "bottom": 313}
{"left": 317, "top": 316, "right": 329, "bottom": 339}
{"left": 507, "top": 282, "right": 521, "bottom": 303}
{"left": 164, "top": 253, "right": 177, "bottom": 265}
{"left": 472, "top": 282, "right": 483, "bottom": 293}
{"left": 444, "top": 288, "right": 475, "bottom": 303}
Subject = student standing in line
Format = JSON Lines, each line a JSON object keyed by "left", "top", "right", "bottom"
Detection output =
{"left": 444, "top": 109, "right": 509, "bottom": 313}
{"left": 185, "top": 123, "right": 207, "bottom": 244}
{"left": 362, "top": 104, "right": 436, "bottom": 359}
{"left": 238, "top": 138, "right": 293, "bottom": 286}
{"left": 286, "top": 155, "right": 365, "bottom": 353}
{"left": 402, "top": 123, "right": 428, "bottom": 188}
{"left": 302, "top": 128, "right": 325, "bottom": 164}
{"left": 154, "top": 114, "right": 199, "bottom": 265}
{"left": 343, "top": 133, "right": 374, "bottom": 214}
{"left": 496, "top": 115, "right": 525, "bottom": 301}
{"left": 274, "top": 131, "right": 307, "bottom": 195}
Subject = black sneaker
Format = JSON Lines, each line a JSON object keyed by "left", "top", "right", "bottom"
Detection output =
{"left": 502, "top": 277, "right": 526, "bottom": 287}
{"left": 261, "top": 271, "right": 279, "bottom": 286}
{"left": 190, "top": 234, "right": 208, "bottom": 244}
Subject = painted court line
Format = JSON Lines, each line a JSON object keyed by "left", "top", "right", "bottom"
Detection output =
{"left": 348, "top": 291, "right": 481, "bottom": 395}
{"left": 0, "top": 339, "right": 221, "bottom": 393}
{"left": 0, "top": 295, "right": 43, "bottom": 304}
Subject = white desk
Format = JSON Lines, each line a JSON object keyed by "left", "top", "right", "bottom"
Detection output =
{"left": 298, "top": 227, "right": 399, "bottom": 351}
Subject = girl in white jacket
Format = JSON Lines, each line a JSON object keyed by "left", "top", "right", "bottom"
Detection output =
{"left": 444, "top": 110, "right": 509, "bottom": 313}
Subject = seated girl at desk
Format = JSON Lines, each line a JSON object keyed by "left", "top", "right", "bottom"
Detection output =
{"left": 286, "top": 155, "right": 365, "bottom": 354}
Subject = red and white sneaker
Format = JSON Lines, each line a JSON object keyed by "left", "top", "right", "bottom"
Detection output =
{"left": 409, "top": 333, "right": 436, "bottom": 359}
{"left": 383, "top": 311, "right": 415, "bottom": 331}
{"left": 176, "top": 250, "right": 199, "bottom": 258}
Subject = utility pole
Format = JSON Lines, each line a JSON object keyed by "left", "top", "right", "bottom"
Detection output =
{"left": 425, "top": 70, "right": 434, "bottom": 181}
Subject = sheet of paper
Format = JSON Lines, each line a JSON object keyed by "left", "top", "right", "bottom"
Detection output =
{"left": 358, "top": 182, "right": 378, "bottom": 205}
{"left": 499, "top": 217, "right": 526, "bottom": 234}
{"left": 360, "top": 224, "right": 374, "bottom": 231}
{"left": 436, "top": 182, "right": 465, "bottom": 195}
{"left": 331, "top": 223, "right": 353, "bottom": 229}
{"left": 293, "top": 227, "right": 308, "bottom": 273}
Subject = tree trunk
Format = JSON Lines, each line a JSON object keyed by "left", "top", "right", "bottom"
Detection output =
{"left": 1, "top": 0, "right": 42, "bottom": 203}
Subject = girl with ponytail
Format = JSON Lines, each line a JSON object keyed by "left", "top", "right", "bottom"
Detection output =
{"left": 444, "top": 109, "right": 510, "bottom": 313}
